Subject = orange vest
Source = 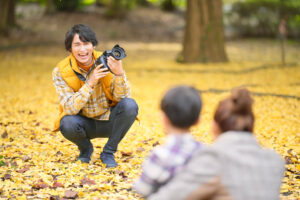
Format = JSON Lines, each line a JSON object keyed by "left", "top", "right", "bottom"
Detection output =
{"left": 53, "top": 50, "right": 117, "bottom": 132}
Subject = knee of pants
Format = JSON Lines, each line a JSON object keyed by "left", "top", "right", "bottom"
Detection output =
{"left": 117, "top": 98, "right": 139, "bottom": 117}
{"left": 60, "top": 115, "right": 87, "bottom": 140}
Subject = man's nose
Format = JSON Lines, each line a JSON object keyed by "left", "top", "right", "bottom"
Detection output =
{"left": 79, "top": 45, "right": 86, "bottom": 51}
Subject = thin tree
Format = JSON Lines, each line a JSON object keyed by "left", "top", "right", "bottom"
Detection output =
{"left": 278, "top": 0, "right": 287, "bottom": 65}
{"left": 161, "top": 0, "right": 176, "bottom": 11}
{"left": 8, "top": 0, "right": 16, "bottom": 27}
{"left": 0, "top": 0, "right": 11, "bottom": 36}
{"left": 182, "top": 0, "right": 228, "bottom": 63}
{"left": 0, "top": 0, "right": 16, "bottom": 36}
{"left": 278, "top": 19, "right": 287, "bottom": 65}
{"left": 105, "top": 0, "right": 127, "bottom": 18}
{"left": 45, "top": 0, "right": 56, "bottom": 15}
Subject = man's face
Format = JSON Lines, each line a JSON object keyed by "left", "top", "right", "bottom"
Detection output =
{"left": 71, "top": 34, "right": 94, "bottom": 66}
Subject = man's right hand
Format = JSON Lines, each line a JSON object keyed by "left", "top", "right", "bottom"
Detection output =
{"left": 87, "top": 64, "right": 109, "bottom": 89}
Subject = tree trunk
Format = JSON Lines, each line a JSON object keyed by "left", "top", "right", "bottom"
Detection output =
{"left": 96, "top": 0, "right": 106, "bottom": 7}
{"left": 7, "top": 0, "right": 16, "bottom": 27}
{"left": 45, "top": 0, "right": 56, "bottom": 14}
{"left": 183, "top": 0, "right": 228, "bottom": 63}
{"left": 161, "top": 0, "right": 176, "bottom": 11}
{"left": 105, "top": 0, "right": 126, "bottom": 18}
{"left": 136, "top": 0, "right": 151, "bottom": 7}
{"left": 0, "top": 0, "right": 10, "bottom": 35}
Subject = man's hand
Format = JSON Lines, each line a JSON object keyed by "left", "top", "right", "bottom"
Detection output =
{"left": 87, "top": 64, "right": 109, "bottom": 89}
{"left": 107, "top": 56, "right": 124, "bottom": 76}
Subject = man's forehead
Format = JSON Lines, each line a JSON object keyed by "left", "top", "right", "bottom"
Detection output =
{"left": 72, "top": 34, "right": 88, "bottom": 44}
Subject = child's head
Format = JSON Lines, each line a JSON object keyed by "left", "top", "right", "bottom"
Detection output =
{"left": 160, "top": 86, "right": 202, "bottom": 132}
{"left": 213, "top": 87, "right": 254, "bottom": 137}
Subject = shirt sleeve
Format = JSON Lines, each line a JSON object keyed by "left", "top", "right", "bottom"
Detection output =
{"left": 52, "top": 67, "right": 93, "bottom": 115}
{"left": 111, "top": 73, "right": 131, "bottom": 101}
{"left": 148, "top": 148, "right": 220, "bottom": 200}
{"left": 133, "top": 148, "right": 172, "bottom": 197}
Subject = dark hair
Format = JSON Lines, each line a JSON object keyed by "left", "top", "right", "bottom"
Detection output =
{"left": 214, "top": 88, "right": 254, "bottom": 133}
{"left": 64, "top": 24, "right": 98, "bottom": 52}
{"left": 161, "top": 86, "right": 202, "bottom": 129}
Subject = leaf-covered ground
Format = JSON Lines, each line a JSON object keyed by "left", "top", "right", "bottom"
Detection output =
{"left": 0, "top": 40, "right": 299, "bottom": 199}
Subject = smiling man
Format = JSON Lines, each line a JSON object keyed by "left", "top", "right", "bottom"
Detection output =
{"left": 52, "top": 24, "right": 138, "bottom": 167}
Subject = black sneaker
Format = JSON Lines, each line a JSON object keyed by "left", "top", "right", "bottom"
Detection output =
{"left": 100, "top": 152, "right": 118, "bottom": 168}
{"left": 78, "top": 144, "right": 94, "bottom": 163}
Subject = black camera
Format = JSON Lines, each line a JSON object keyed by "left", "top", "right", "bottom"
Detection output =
{"left": 95, "top": 44, "right": 126, "bottom": 74}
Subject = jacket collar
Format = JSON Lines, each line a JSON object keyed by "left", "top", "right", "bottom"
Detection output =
{"left": 214, "top": 131, "right": 259, "bottom": 148}
{"left": 70, "top": 50, "right": 101, "bottom": 74}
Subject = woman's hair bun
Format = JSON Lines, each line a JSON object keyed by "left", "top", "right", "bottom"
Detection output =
{"left": 230, "top": 88, "right": 253, "bottom": 115}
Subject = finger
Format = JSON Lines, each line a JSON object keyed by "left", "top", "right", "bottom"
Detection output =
{"left": 95, "top": 64, "right": 104, "bottom": 70}
{"left": 95, "top": 73, "right": 109, "bottom": 79}
{"left": 107, "top": 60, "right": 113, "bottom": 67}
{"left": 95, "top": 66, "right": 108, "bottom": 73}
{"left": 95, "top": 71, "right": 109, "bottom": 75}
{"left": 95, "top": 72, "right": 109, "bottom": 78}
{"left": 108, "top": 56, "right": 116, "bottom": 61}
{"left": 108, "top": 58, "right": 119, "bottom": 65}
{"left": 99, "top": 67, "right": 109, "bottom": 72}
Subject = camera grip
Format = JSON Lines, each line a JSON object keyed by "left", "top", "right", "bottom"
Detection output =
{"left": 99, "top": 56, "right": 110, "bottom": 72}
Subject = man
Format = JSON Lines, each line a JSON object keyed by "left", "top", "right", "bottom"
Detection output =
{"left": 52, "top": 24, "right": 138, "bottom": 167}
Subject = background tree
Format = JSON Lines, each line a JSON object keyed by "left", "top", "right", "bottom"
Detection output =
{"left": 8, "top": 0, "right": 17, "bottom": 27}
{"left": 45, "top": 0, "right": 56, "bottom": 14}
{"left": 0, "top": 0, "right": 16, "bottom": 36}
{"left": 136, "top": 0, "right": 151, "bottom": 7}
{"left": 105, "top": 0, "right": 124, "bottom": 18}
{"left": 105, "top": 0, "right": 136, "bottom": 18}
{"left": 182, "top": 0, "right": 228, "bottom": 63}
{"left": 161, "top": 0, "right": 176, "bottom": 11}
{"left": 53, "top": 0, "right": 80, "bottom": 11}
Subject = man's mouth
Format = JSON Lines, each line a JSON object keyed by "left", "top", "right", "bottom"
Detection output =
{"left": 78, "top": 53, "right": 89, "bottom": 60}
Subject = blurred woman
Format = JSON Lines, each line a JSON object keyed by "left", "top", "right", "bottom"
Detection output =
{"left": 148, "top": 88, "right": 285, "bottom": 200}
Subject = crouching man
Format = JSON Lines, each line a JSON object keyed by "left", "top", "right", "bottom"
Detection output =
{"left": 52, "top": 24, "right": 138, "bottom": 167}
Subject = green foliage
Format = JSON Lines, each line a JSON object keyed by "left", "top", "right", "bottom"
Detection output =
{"left": 148, "top": 0, "right": 186, "bottom": 8}
{"left": 104, "top": 0, "right": 148, "bottom": 18}
{"left": 224, "top": 0, "right": 300, "bottom": 38}
{"left": 81, "top": 0, "right": 96, "bottom": 6}
{"left": 53, "top": 0, "right": 81, "bottom": 11}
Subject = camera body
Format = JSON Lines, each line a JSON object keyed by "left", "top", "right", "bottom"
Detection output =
{"left": 95, "top": 44, "right": 126, "bottom": 74}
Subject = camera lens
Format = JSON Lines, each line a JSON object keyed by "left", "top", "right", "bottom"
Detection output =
{"left": 114, "top": 51, "right": 121, "bottom": 58}
{"left": 111, "top": 45, "right": 126, "bottom": 60}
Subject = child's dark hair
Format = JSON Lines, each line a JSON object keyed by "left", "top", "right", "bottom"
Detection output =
{"left": 161, "top": 86, "right": 202, "bottom": 129}
{"left": 214, "top": 88, "right": 254, "bottom": 133}
{"left": 64, "top": 24, "right": 98, "bottom": 52}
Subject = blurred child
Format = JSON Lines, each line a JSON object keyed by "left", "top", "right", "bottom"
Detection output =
{"left": 147, "top": 88, "right": 285, "bottom": 200}
{"left": 133, "top": 85, "right": 203, "bottom": 197}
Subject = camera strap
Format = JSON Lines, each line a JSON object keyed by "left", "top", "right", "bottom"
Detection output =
{"left": 70, "top": 59, "right": 96, "bottom": 82}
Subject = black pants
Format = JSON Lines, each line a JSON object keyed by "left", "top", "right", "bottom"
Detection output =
{"left": 59, "top": 98, "right": 138, "bottom": 154}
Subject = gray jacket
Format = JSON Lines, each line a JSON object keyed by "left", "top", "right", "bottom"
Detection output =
{"left": 148, "top": 131, "right": 285, "bottom": 200}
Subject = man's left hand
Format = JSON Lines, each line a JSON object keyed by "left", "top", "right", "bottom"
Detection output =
{"left": 107, "top": 56, "right": 124, "bottom": 76}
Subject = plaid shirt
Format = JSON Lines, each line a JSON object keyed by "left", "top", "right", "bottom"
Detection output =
{"left": 52, "top": 67, "right": 131, "bottom": 120}
{"left": 133, "top": 134, "right": 202, "bottom": 197}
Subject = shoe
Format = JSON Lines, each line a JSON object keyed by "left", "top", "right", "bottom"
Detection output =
{"left": 78, "top": 144, "right": 94, "bottom": 163}
{"left": 78, "top": 157, "right": 91, "bottom": 163}
{"left": 100, "top": 152, "right": 118, "bottom": 168}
